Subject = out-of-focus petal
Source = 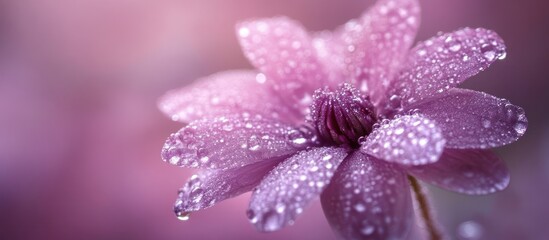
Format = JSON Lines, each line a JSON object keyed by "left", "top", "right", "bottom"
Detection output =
{"left": 236, "top": 17, "right": 329, "bottom": 116}
{"left": 174, "top": 159, "right": 282, "bottom": 214}
{"left": 395, "top": 28, "right": 506, "bottom": 106}
{"left": 161, "top": 115, "right": 317, "bottom": 170}
{"left": 246, "top": 147, "right": 348, "bottom": 232}
{"left": 321, "top": 152, "right": 412, "bottom": 240}
{"left": 325, "top": 0, "right": 420, "bottom": 108}
{"left": 409, "top": 88, "right": 527, "bottom": 149}
{"left": 361, "top": 114, "right": 445, "bottom": 166}
{"left": 407, "top": 149, "right": 509, "bottom": 195}
{"left": 158, "top": 70, "right": 300, "bottom": 124}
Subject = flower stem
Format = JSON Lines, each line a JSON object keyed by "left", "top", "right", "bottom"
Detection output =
{"left": 408, "top": 175, "right": 442, "bottom": 240}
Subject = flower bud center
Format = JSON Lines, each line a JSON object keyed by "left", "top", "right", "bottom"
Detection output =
{"left": 309, "top": 84, "right": 377, "bottom": 148}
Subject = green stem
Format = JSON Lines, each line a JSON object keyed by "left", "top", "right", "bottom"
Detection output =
{"left": 408, "top": 175, "right": 442, "bottom": 240}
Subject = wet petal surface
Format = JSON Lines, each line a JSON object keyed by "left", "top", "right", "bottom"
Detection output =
{"left": 410, "top": 88, "right": 527, "bottom": 149}
{"left": 328, "top": 0, "right": 420, "bottom": 107}
{"left": 174, "top": 159, "right": 282, "bottom": 216}
{"left": 361, "top": 114, "right": 446, "bottom": 166}
{"left": 321, "top": 152, "right": 412, "bottom": 240}
{"left": 247, "top": 147, "right": 348, "bottom": 232}
{"left": 407, "top": 149, "right": 509, "bottom": 195}
{"left": 158, "top": 70, "right": 299, "bottom": 124}
{"left": 395, "top": 28, "right": 506, "bottom": 106}
{"left": 161, "top": 115, "right": 317, "bottom": 170}
{"left": 237, "top": 17, "right": 329, "bottom": 116}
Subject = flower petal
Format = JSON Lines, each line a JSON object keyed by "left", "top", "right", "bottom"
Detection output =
{"left": 158, "top": 70, "right": 299, "bottom": 124}
{"left": 321, "top": 152, "right": 413, "bottom": 240}
{"left": 174, "top": 159, "right": 282, "bottom": 214}
{"left": 407, "top": 149, "right": 509, "bottom": 195}
{"left": 161, "top": 115, "right": 317, "bottom": 170}
{"left": 409, "top": 88, "right": 527, "bottom": 149}
{"left": 236, "top": 17, "right": 329, "bottom": 116}
{"left": 361, "top": 114, "right": 446, "bottom": 166}
{"left": 331, "top": 0, "right": 420, "bottom": 106}
{"left": 395, "top": 28, "right": 507, "bottom": 106}
{"left": 246, "top": 147, "right": 348, "bottom": 232}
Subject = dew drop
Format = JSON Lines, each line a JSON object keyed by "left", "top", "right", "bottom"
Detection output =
{"left": 246, "top": 209, "right": 258, "bottom": 223}
{"left": 361, "top": 225, "right": 375, "bottom": 235}
{"left": 199, "top": 156, "right": 209, "bottom": 163}
{"left": 287, "top": 129, "right": 308, "bottom": 147}
{"left": 238, "top": 27, "right": 250, "bottom": 38}
{"left": 457, "top": 221, "right": 483, "bottom": 240}
{"left": 482, "top": 119, "right": 491, "bottom": 128}
{"left": 275, "top": 203, "right": 286, "bottom": 213}
{"left": 248, "top": 144, "right": 261, "bottom": 151}
{"left": 255, "top": 73, "right": 267, "bottom": 84}
{"left": 222, "top": 123, "right": 234, "bottom": 131}
{"left": 354, "top": 203, "right": 366, "bottom": 212}
{"left": 169, "top": 156, "right": 181, "bottom": 165}
{"left": 175, "top": 211, "right": 191, "bottom": 221}
{"left": 322, "top": 154, "right": 333, "bottom": 161}
{"left": 514, "top": 121, "right": 527, "bottom": 135}
{"left": 449, "top": 43, "right": 462, "bottom": 52}
{"left": 262, "top": 210, "right": 282, "bottom": 231}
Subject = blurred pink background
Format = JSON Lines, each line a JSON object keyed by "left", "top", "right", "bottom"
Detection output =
{"left": 1, "top": 0, "right": 548, "bottom": 239}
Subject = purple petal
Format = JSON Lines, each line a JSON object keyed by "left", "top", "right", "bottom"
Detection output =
{"left": 236, "top": 17, "right": 329, "bottom": 116}
{"left": 247, "top": 147, "right": 349, "bottom": 232}
{"left": 161, "top": 115, "right": 317, "bottom": 170}
{"left": 328, "top": 0, "right": 420, "bottom": 107}
{"left": 174, "top": 159, "right": 282, "bottom": 215}
{"left": 395, "top": 28, "right": 507, "bottom": 105}
{"left": 158, "top": 70, "right": 299, "bottom": 124}
{"left": 361, "top": 114, "right": 446, "bottom": 166}
{"left": 321, "top": 152, "right": 413, "bottom": 240}
{"left": 407, "top": 149, "right": 509, "bottom": 195}
{"left": 409, "top": 88, "right": 527, "bottom": 149}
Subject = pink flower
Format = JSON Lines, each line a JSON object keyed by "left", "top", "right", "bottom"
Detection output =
{"left": 159, "top": 0, "right": 527, "bottom": 239}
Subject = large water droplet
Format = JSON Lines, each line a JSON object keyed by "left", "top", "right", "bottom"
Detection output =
{"left": 261, "top": 210, "right": 283, "bottom": 231}
{"left": 286, "top": 129, "right": 308, "bottom": 147}
{"left": 514, "top": 121, "right": 527, "bottom": 135}
{"left": 175, "top": 211, "right": 191, "bottom": 221}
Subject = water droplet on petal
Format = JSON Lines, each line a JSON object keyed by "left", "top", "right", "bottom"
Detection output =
{"left": 482, "top": 119, "right": 491, "bottom": 128}
{"left": 354, "top": 203, "right": 366, "bottom": 212}
{"left": 457, "top": 221, "right": 483, "bottom": 240}
{"left": 246, "top": 209, "right": 258, "bottom": 223}
{"left": 262, "top": 210, "right": 283, "bottom": 231}
{"left": 238, "top": 27, "right": 250, "bottom": 38}
{"left": 175, "top": 211, "right": 191, "bottom": 221}
{"left": 361, "top": 225, "right": 375, "bottom": 235}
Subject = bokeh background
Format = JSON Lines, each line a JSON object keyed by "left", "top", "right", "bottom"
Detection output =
{"left": 1, "top": 0, "right": 548, "bottom": 239}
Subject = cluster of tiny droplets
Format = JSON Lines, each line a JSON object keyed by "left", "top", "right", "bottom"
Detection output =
{"left": 410, "top": 89, "right": 527, "bottom": 149}
{"left": 322, "top": 152, "right": 411, "bottom": 238}
{"left": 158, "top": 71, "right": 298, "bottom": 123}
{"left": 237, "top": 17, "right": 330, "bottom": 116}
{"left": 392, "top": 28, "right": 507, "bottom": 108}
{"left": 246, "top": 147, "right": 349, "bottom": 231}
{"left": 361, "top": 114, "right": 446, "bottom": 165}
{"left": 161, "top": 114, "right": 318, "bottom": 170}
{"left": 174, "top": 160, "right": 283, "bottom": 218}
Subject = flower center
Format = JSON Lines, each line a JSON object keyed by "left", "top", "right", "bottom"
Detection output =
{"left": 309, "top": 83, "right": 377, "bottom": 148}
